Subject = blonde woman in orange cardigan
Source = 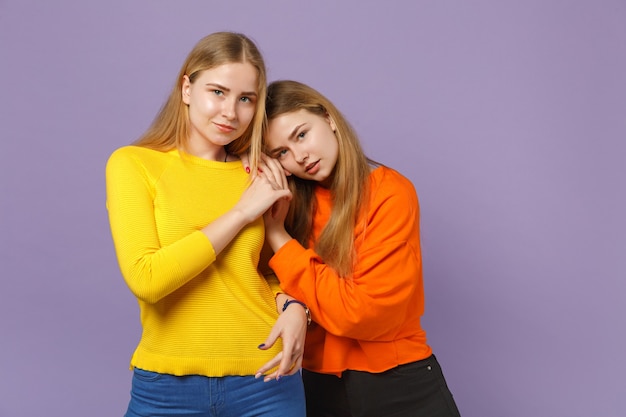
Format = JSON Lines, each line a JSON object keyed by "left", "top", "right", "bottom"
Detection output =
{"left": 256, "top": 80, "right": 461, "bottom": 417}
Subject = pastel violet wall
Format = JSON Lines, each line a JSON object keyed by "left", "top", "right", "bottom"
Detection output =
{"left": 1, "top": 1, "right": 624, "bottom": 416}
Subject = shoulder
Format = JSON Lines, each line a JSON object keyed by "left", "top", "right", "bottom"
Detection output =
{"left": 362, "top": 166, "right": 420, "bottom": 225}
{"left": 108, "top": 145, "right": 162, "bottom": 163}
{"left": 106, "top": 146, "right": 173, "bottom": 172}
{"left": 356, "top": 166, "right": 421, "bottom": 239}
{"left": 369, "top": 166, "right": 418, "bottom": 204}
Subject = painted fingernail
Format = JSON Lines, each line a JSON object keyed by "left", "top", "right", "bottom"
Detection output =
{"left": 258, "top": 343, "right": 265, "bottom": 348}
{"left": 245, "top": 166, "right": 250, "bottom": 173}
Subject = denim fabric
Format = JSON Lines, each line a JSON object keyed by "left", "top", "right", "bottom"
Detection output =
{"left": 125, "top": 368, "right": 305, "bottom": 417}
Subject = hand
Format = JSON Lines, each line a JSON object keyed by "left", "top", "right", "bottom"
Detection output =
{"left": 259, "top": 155, "right": 293, "bottom": 251}
{"left": 258, "top": 154, "right": 289, "bottom": 191}
{"left": 262, "top": 155, "right": 290, "bottom": 227}
{"left": 255, "top": 301, "right": 308, "bottom": 382}
{"left": 233, "top": 170, "right": 291, "bottom": 223}
{"left": 264, "top": 196, "right": 290, "bottom": 229}
{"left": 200, "top": 153, "right": 291, "bottom": 256}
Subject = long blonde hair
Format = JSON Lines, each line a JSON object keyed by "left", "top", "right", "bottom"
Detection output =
{"left": 134, "top": 32, "right": 267, "bottom": 169}
{"left": 264, "top": 80, "right": 375, "bottom": 277}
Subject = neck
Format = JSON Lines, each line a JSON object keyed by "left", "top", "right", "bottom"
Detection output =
{"left": 187, "top": 144, "right": 228, "bottom": 162}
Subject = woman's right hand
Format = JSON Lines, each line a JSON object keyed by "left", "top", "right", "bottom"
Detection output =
{"left": 233, "top": 170, "right": 291, "bottom": 223}
{"left": 201, "top": 156, "right": 290, "bottom": 255}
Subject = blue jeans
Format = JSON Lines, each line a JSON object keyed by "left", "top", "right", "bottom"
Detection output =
{"left": 125, "top": 368, "right": 306, "bottom": 417}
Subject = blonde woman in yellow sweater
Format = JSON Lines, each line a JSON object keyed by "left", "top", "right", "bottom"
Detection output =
{"left": 105, "top": 33, "right": 307, "bottom": 417}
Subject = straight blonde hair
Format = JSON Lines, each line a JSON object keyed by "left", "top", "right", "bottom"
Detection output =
{"left": 264, "top": 80, "right": 376, "bottom": 277}
{"left": 134, "top": 32, "right": 267, "bottom": 170}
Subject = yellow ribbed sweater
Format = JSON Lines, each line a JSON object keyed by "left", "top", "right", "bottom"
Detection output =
{"left": 106, "top": 146, "right": 282, "bottom": 377}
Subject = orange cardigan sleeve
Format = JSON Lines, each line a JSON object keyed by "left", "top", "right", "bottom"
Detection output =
{"left": 269, "top": 168, "right": 423, "bottom": 341}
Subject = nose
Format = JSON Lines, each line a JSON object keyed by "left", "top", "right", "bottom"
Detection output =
{"left": 222, "top": 97, "right": 237, "bottom": 120}
{"left": 293, "top": 147, "right": 308, "bottom": 164}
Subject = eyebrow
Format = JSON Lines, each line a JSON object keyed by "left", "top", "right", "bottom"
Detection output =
{"left": 205, "top": 83, "right": 258, "bottom": 97}
{"left": 268, "top": 123, "right": 306, "bottom": 154}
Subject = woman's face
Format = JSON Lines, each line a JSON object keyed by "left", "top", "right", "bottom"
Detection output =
{"left": 265, "top": 109, "right": 339, "bottom": 187}
{"left": 182, "top": 62, "right": 258, "bottom": 158}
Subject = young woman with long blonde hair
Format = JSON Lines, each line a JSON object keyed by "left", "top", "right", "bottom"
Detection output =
{"left": 106, "top": 33, "right": 307, "bottom": 417}
{"left": 258, "top": 80, "right": 461, "bottom": 417}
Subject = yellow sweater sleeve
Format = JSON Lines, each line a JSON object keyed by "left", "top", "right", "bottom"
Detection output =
{"left": 106, "top": 147, "right": 216, "bottom": 303}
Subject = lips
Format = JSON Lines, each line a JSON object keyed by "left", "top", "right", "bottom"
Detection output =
{"left": 214, "top": 122, "right": 236, "bottom": 133}
{"left": 305, "top": 160, "right": 320, "bottom": 174}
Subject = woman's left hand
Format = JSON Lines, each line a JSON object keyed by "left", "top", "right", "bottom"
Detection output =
{"left": 255, "top": 299, "right": 307, "bottom": 382}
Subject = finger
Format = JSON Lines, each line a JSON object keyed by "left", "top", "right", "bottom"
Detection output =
{"left": 254, "top": 352, "right": 282, "bottom": 379}
{"left": 257, "top": 161, "right": 280, "bottom": 189}
{"left": 259, "top": 155, "right": 282, "bottom": 183}
{"left": 279, "top": 169, "right": 289, "bottom": 191}
{"left": 256, "top": 158, "right": 271, "bottom": 176}
{"left": 257, "top": 328, "right": 280, "bottom": 352}
{"left": 240, "top": 152, "right": 251, "bottom": 174}
{"left": 262, "top": 180, "right": 292, "bottom": 201}
{"left": 263, "top": 157, "right": 288, "bottom": 190}
{"left": 251, "top": 171, "right": 282, "bottom": 195}
{"left": 275, "top": 339, "right": 296, "bottom": 377}
{"left": 262, "top": 154, "right": 292, "bottom": 180}
{"left": 269, "top": 161, "right": 289, "bottom": 191}
{"left": 285, "top": 355, "right": 303, "bottom": 376}
{"left": 262, "top": 173, "right": 281, "bottom": 191}
{"left": 263, "top": 370, "right": 279, "bottom": 382}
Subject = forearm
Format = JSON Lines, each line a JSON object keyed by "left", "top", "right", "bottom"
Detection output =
{"left": 265, "top": 224, "right": 293, "bottom": 254}
{"left": 205, "top": 170, "right": 292, "bottom": 255}
{"left": 272, "top": 239, "right": 420, "bottom": 340}
{"left": 112, "top": 230, "right": 215, "bottom": 303}
{"left": 201, "top": 206, "right": 251, "bottom": 255}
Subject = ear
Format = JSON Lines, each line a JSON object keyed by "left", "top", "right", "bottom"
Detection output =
{"left": 325, "top": 113, "right": 337, "bottom": 132}
{"left": 181, "top": 75, "right": 191, "bottom": 105}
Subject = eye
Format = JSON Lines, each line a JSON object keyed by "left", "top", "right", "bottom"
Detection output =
{"left": 240, "top": 96, "right": 252, "bottom": 103}
{"left": 213, "top": 89, "right": 224, "bottom": 96}
{"left": 297, "top": 131, "right": 306, "bottom": 140}
{"left": 276, "top": 149, "right": 288, "bottom": 159}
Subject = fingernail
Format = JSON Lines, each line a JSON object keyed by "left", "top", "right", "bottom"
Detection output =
{"left": 245, "top": 166, "right": 250, "bottom": 173}
{"left": 258, "top": 343, "right": 265, "bottom": 348}
{"left": 276, "top": 375, "right": 282, "bottom": 382}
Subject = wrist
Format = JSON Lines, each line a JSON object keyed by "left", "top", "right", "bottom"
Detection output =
{"left": 282, "top": 299, "right": 311, "bottom": 325}
{"left": 267, "top": 229, "right": 291, "bottom": 252}
{"left": 231, "top": 205, "right": 256, "bottom": 225}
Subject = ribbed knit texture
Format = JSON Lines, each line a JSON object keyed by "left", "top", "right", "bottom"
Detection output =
{"left": 270, "top": 166, "right": 432, "bottom": 375}
{"left": 106, "top": 146, "right": 282, "bottom": 377}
